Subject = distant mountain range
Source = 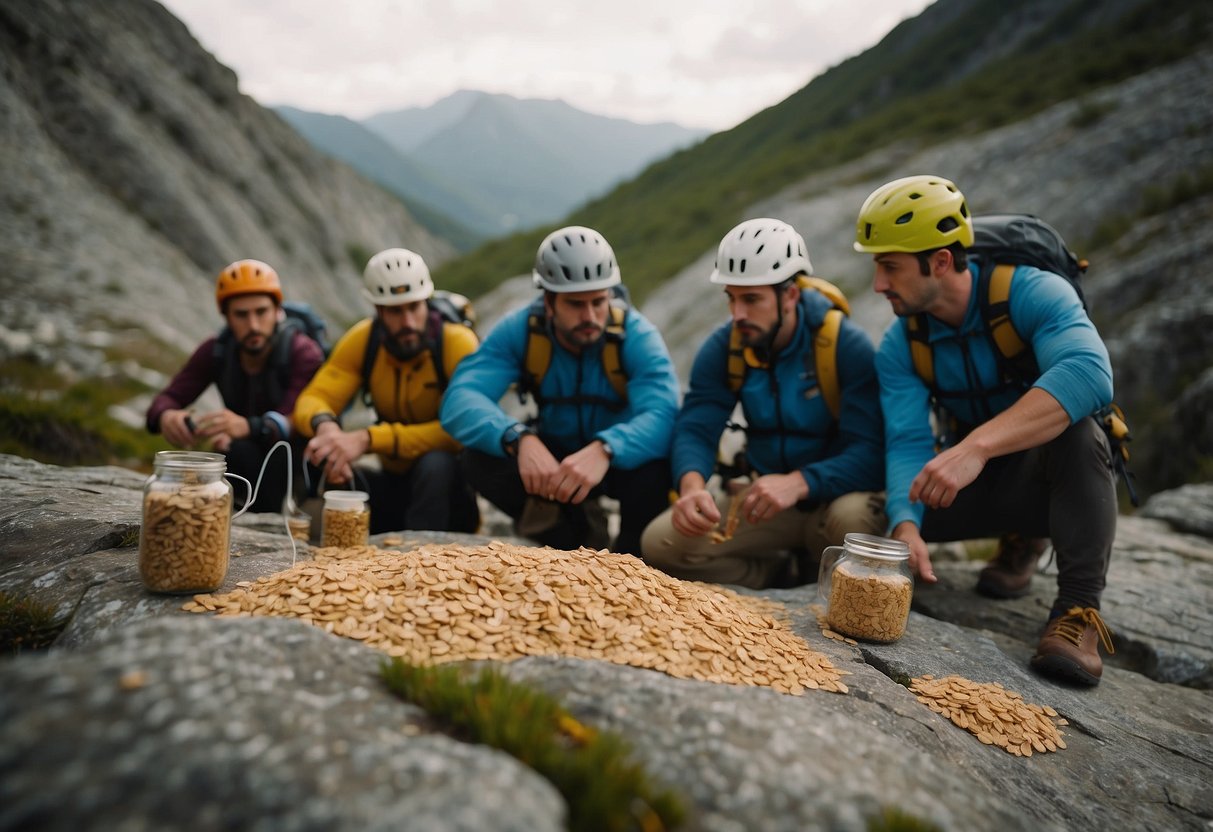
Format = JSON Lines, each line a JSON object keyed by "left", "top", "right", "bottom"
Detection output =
{"left": 277, "top": 91, "right": 707, "bottom": 245}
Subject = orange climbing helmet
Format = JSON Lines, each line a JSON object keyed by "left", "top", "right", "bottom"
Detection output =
{"left": 214, "top": 259, "right": 283, "bottom": 311}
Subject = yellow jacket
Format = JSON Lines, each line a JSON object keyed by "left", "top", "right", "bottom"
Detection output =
{"left": 293, "top": 317, "right": 479, "bottom": 474}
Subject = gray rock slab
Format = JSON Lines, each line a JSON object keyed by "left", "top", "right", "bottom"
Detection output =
{"left": 1140, "top": 482, "right": 1213, "bottom": 538}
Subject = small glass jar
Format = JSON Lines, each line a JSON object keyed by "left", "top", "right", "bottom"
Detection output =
{"left": 817, "top": 533, "right": 914, "bottom": 643}
{"left": 139, "top": 451, "right": 233, "bottom": 594}
{"left": 321, "top": 490, "right": 370, "bottom": 548}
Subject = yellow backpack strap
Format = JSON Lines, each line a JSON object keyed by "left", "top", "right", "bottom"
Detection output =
{"left": 726, "top": 326, "right": 746, "bottom": 393}
{"left": 985, "top": 263, "right": 1028, "bottom": 361}
{"left": 814, "top": 308, "right": 844, "bottom": 419}
{"left": 601, "top": 304, "right": 629, "bottom": 402}
{"left": 521, "top": 306, "right": 551, "bottom": 399}
{"left": 906, "top": 314, "right": 934, "bottom": 388}
{"left": 796, "top": 275, "right": 851, "bottom": 316}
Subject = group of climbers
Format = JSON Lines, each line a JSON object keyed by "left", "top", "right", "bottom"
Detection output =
{"left": 147, "top": 175, "right": 1120, "bottom": 687}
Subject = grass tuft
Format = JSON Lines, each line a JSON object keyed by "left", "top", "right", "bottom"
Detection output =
{"left": 381, "top": 660, "right": 686, "bottom": 832}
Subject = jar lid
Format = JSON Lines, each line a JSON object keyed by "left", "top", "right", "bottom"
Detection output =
{"left": 324, "top": 490, "right": 369, "bottom": 508}
{"left": 153, "top": 450, "right": 227, "bottom": 473}
{"left": 843, "top": 532, "right": 910, "bottom": 561}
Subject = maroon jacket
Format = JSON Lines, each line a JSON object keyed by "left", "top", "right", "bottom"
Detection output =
{"left": 146, "top": 328, "right": 324, "bottom": 443}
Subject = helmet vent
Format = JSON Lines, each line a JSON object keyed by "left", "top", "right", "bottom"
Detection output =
{"left": 937, "top": 217, "right": 959, "bottom": 234}
{"left": 596, "top": 264, "right": 603, "bottom": 276}
{"left": 561, "top": 266, "right": 572, "bottom": 280}
{"left": 908, "top": 192, "right": 922, "bottom": 200}
{"left": 960, "top": 202, "right": 969, "bottom": 218}
{"left": 755, "top": 244, "right": 764, "bottom": 255}
{"left": 864, "top": 223, "right": 873, "bottom": 240}
{"left": 771, "top": 261, "right": 781, "bottom": 271}
{"left": 583, "top": 266, "right": 591, "bottom": 279}
{"left": 728, "top": 258, "right": 735, "bottom": 271}
{"left": 786, "top": 243, "right": 792, "bottom": 258}
{"left": 895, "top": 212, "right": 914, "bottom": 225}
{"left": 739, "top": 259, "right": 746, "bottom": 273}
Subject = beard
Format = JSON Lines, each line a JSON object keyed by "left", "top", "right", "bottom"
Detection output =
{"left": 239, "top": 329, "right": 272, "bottom": 356}
{"left": 555, "top": 321, "right": 604, "bottom": 350}
{"left": 735, "top": 321, "right": 775, "bottom": 349}
{"left": 384, "top": 328, "right": 429, "bottom": 361}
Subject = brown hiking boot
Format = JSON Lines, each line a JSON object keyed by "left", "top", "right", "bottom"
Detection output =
{"left": 975, "top": 534, "right": 1048, "bottom": 598}
{"left": 1030, "top": 606, "right": 1115, "bottom": 686}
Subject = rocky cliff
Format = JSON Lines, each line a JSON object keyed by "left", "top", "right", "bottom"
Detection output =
{"left": 1, "top": 454, "right": 1211, "bottom": 830}
{"left": 0, "top": 0, "right": 453, "bottom": 383}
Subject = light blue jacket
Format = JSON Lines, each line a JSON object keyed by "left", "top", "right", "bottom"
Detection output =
{"left": 672, "top": 288, "right": 884, "bottom": 504}
{"left": 878, "top": 262, "right": 1114, "bottom": 530}
{"left": 440, "top": 300, "right": 680, "bottom": 469}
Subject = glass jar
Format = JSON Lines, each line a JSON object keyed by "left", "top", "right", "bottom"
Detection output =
{"left": 817, "top": 533, "right": 914, "bottom": 643}
{"left": 139, "top": 451, "right": 233, "bottom": 594}
{"left": 321, "top": 490, "right": 370, "bottom": 548}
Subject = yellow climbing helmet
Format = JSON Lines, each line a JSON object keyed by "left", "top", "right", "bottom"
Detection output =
{"left": 853, "top": 175, "right": 974, "bottom": 254}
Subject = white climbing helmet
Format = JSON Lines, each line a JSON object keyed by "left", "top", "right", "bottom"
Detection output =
{"left": 532, "top": 226, "right": 621, "bottom": 293}
{"left": 709, "top": 218, "right": 812, "bottom": 286}
{"left": 362, "top": 248, "right": 434, "bottom": 306}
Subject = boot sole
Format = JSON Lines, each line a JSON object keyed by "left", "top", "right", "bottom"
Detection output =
{"left": 1030, "top": 653, "right": 1101, "bottom": 686}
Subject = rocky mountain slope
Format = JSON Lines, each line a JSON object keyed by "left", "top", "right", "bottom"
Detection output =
{"left": 0, "top": 0, "right": 453, "bottom": 382}
{"left": 1, "top": 454, "right": 1210, "bottom": 830}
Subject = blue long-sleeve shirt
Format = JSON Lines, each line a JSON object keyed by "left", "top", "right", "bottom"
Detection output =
{"left": 440, "top": 300, "right": 680, "bottom": 469}
{"left": 672, "top": 288, "right": 885, "bottom": 504}
{"left": 878, "top": 262, "right": 1114, "bottom": 531}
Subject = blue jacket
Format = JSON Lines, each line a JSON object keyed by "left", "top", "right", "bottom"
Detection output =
{"left": 878, "top": 262, "right": 1114, "bottom": 530}
{"left": 440, "top": 300, "right": 680, "bottom": 469}
{"left": 672, "top": 288, "right": 884, "bottom": 504}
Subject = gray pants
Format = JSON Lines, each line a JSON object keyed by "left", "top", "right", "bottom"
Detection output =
{"left": 640, "top": 489, "right": 886, "bottom": 589}
{"left": 921, "top": 417, "right": 1117, "bottom": 610}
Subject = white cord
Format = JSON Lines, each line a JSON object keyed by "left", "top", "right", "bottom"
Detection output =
{"left": 227, "top": 440, "right": 301, "bottom": 565}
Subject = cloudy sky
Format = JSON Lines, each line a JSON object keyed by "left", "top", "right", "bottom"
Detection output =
{"left": 161, "top": 0, "right": 934, "bottom": 131}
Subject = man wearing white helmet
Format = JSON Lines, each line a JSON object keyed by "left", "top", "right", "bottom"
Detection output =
{"left": 640, "top": 219, "right": 885, "bottom": 589}
{"left": 294, "top": 248, "right": 480, "bottom": 533}
{"left": 440, "top": 226, "right": 680, "bottom": 555}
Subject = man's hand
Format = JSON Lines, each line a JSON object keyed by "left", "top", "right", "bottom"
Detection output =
{"left": 909, "top": 440, "right": 988, "bottom": 509}
{"left": 516, "top": 434, "right": 560, "bottom": 497}
{"left": 739, "top": 471, "right": 808, "bottom": 525}
{"left": 892, "top": 520, "right": 935, "bottom": 583}
{"left": 195, "top": 409, "right": 250, "bottom": 443}
{"left": 546, "top": 441, "right": 611, "bottom": 505}
{"left": 304, "top": 422, "right": 369, "bottom": 486}
{"left": 670, "top": 471, "right": 720, "bottom": 537}
{"left": 159, "top": 409, "right": 196, "bottom": 448}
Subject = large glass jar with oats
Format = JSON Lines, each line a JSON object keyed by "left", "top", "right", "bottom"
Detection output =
{"left": 817, "top": 533, "right": 914, "bottom": 643}
{"left": 139, "top": 451, "right": 233, "bottom": 594}
{"left": 321, "top": 490, "right": 370, "bottom": 548}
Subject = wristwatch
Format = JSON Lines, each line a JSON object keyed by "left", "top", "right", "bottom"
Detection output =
{"left": 501, "top": 423, "right": 536, "bottom": 456}
{"left": 598, "top": 438, "right": 615, "bottom": 460}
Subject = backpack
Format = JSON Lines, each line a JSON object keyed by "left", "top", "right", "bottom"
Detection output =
{"left": 213, "top": 300, "right": 331, "bottom": 408}
{"left": 516, "top": 284, "right": 631, "bottom": 410}
{"left": 906, "top": 214, "right": 1137, "bottom": 504}
{"left": 725, "top": 275, "right": 851, "bottom": 419}
{"left": 359, "top": 290, "right": 476, "bottom": 404}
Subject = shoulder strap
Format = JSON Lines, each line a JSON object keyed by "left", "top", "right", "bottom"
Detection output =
{"left": 906, "top": 314, "right": 934, "bottom": 388}
{"left": 426, "top": 311, "right": 449, "bottom": 390}
{"left": 360, "top": 319, "right": 385, "bottom": 408}
{"left": 600, "top": 304, "right": 628, "bottom": 402}
{"left": 979, "top": 263, "right": 1038, "bottom": 381}
{"left": 520, "top": 298, "right": 551, "bottom": 402}
{"left": 814, "top": 308, "right": 843, "bottom": 419}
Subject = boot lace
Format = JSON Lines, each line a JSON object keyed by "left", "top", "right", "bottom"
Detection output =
{"left": 1054, "top": 606, "right": 1115, "bottom": 654}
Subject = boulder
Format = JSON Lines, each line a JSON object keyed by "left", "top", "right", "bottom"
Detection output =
{"left": 1, "top": 454, "right": 1211, "bottom": 831}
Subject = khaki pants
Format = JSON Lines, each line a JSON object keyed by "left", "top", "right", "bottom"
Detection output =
{"left": 640, "top": 490, "right": 885, "bottom": 589}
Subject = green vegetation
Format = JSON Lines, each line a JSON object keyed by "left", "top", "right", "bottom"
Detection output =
{"left": 0, "top": 358, "right": 168, "bottom": 469}
{"left": 1083, "top": 163, "right": 1213, "bottom": 253}
{"left": 867, "top": 806, "right": 944, "bottom": 832}
{"left": 434, "top": 0, "right": 1212, "bottom": 305}
{"left": 0, "top": 592, "right": 67, "bottom": 655}
{"left": 381, "top": 660, "right": 686, "bottom": 832}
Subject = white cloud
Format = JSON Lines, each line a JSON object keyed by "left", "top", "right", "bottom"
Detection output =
{"left": 162, "top": 0, "right": 933, "bottom": 130}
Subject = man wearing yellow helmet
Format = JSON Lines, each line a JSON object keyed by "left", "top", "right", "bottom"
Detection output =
{"left": 855, "top": 175, "right": 1118, "bottom": 686}
{"left": 146, "top": 259, "right": 325, "bottom": 512}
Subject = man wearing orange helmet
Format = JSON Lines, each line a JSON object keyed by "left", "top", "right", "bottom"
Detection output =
{"left": 146, "top": 259, "right": 325, "bottom": 512}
